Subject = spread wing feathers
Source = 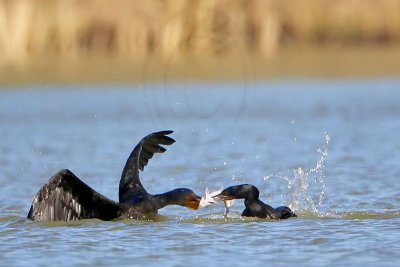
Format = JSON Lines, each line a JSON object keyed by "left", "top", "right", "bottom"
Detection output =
{"left": 119, "top": 130, "right": 175, "bottom": 203}
{"left": 27, "top": 169, "right": 120, "bottom": 222}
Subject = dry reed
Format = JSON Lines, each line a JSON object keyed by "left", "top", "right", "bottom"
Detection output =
{"left": 1, "top": 0, "right": 400, "bottom": 84}
{"left": 1, "top": 0, "right": 400, "bottom": 64}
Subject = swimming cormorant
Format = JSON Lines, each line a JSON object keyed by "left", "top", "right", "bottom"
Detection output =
{"left": 214, "top": 184, "right": 297, "bottom": 219}
{"left": 27, "top": 131, "right": 202, "bottom": 222}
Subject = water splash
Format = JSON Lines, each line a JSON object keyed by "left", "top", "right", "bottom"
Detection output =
{"left": 284, "top": 132, "right": 330, "bottom": 214}
{"left": 262, "top": 132, "right": 331, "bottom": 216}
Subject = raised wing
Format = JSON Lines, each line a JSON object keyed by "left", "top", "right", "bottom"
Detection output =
{"left": 28, "top": 169, "right": 120, "bottom": 222}
{"left": 118, "top": 130, "right": 175, "bottom": 203}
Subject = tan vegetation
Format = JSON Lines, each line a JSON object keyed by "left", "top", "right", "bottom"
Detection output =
{"left": 1, "top": 0, "right": 400, "bottom": 84}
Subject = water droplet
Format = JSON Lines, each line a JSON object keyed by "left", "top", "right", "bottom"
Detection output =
{"left": 263, "top": 174, "right": 271, "bottom": 181}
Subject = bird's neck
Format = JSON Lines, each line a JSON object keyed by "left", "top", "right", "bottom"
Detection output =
{"left": 154, "top": 190, "right": 182, "bottom": 209}
{"left": 240, "top": 185, "right": 260, "bottom": 201}
{"left": 244, "top": 198, "right": 263, "bottom": 208}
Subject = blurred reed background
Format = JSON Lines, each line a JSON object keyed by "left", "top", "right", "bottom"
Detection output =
{"left": 1, "top": 0, "right": 400, "bottom": 85}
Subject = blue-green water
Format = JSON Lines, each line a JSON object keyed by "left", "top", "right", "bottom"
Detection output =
{"left": 1, "top": 80, "right": 400, "bottom": 266}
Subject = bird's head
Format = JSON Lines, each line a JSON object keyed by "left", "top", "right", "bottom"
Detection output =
{"left": 173, "top": 188, "right": 202, "bottom": 210}
{"left": 275, "top": 206, "right": 297, "bottom": 219}
{"left": 215, "top": 184, "right": 260, "bottom": 201}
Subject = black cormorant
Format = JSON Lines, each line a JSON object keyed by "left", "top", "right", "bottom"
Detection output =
{"left": 215, "top": 184, "right": 297, "bottom": 219}
{"left": 27, "top": 131, "right": 202, "bottom": 222}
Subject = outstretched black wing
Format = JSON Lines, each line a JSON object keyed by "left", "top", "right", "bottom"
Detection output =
{"left": 28, "top": 169, "right": 120, "bottom": 222}
{"left": 119, "top": 130, "right": 175, "bottom": 203}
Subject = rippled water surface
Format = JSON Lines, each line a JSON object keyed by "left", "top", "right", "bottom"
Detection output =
{"left": 1, "top": 80, "right": 400, "bottom": 266}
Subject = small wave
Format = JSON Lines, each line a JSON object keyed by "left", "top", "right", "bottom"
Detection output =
{"left": 26, "top": 216, "right": 170, "bottom": 227}
{"left": 292, "top": 209, "right": 400, "bottom": 220}
{"left": 180, "top": 212, "right": 250, "bottom": 224}
{"left": 2, "top": 210, "right": 399, "bottom": 229}
{"left": 25, "top": 218, "right": 107, "bottom": 227}
{"left": 335, "top": 210, "right": 400, "bottom": 220}
{"left": 0, "top": 215, "right": 26, "bottom": 230}
{"left": 0, "top": 215, "right": 21, "bottom": 223}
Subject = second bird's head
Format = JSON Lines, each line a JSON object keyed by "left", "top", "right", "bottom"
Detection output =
{"left": 275, "top": 206, "right": 297, "bottom": 219}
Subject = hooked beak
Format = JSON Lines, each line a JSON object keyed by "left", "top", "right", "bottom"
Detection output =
{"left": 215, "top": 193, "right": 235, "bottom": 201}
{"left": 185, "top": 194, "right": 202, "bottom": 210}
{"left": 214, "top": 193, "right": 235, "bottom": 210}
